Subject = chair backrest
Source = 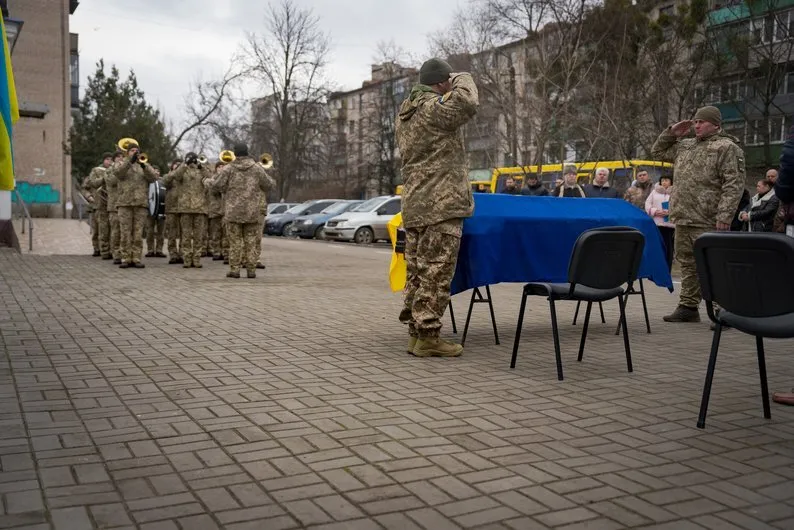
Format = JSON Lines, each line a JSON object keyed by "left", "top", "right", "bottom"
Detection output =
{"left": 695, "top": 232, "right": 794, "bottom": 318}
{"left": 568, "top": 227, "right": 645, "bottom": 290}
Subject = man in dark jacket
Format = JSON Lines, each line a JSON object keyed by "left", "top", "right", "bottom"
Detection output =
{"left": 521, "top": 174, "right": 549, "bottom": 196}
{"left": 501, "top": 177, "right": 521, "bottom": 195}
{"left": 584, "top": 168, "right": 620, "bottom": 198}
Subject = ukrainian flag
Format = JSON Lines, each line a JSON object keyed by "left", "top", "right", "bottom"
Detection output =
{"left": 0, "top": 16, "right": 19, "bottom": 191}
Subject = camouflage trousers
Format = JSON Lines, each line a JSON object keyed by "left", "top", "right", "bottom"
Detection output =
{"left": 94, "top": 209, "right": 110, "bottom": 257}
{"left": 146, "top": 215, "right": 165, "bottom": 253}
{"left": 226, "top": 222, "right": 260, "bottom": 273}
{"left": 118, "top": 206, "right": 147, "bottom": 264}
{"left": 256, "top": 214, "right": 265, "bottom": 264}
{"left": 166, "top": 214, "right": 181, "bottom": 258}
{"left": 109, "top": 211, "right": 121, "bottom": 260}
{"left": 180, "top": 213, "right": 207, "bottom": 267}
{"left": 208, "top": 216, "right": 224, "bottom": 257}
{"left": 222, "top": 221, "right": 229, "bottom": 258}
{"left": 90, "top": 211, "right": 100, "bottom": 252}
{"left": 675, "top": 225, "right": 710, "bottom": 308}
{"left": 399, "top": 219, "right": 463, "bottom": 338}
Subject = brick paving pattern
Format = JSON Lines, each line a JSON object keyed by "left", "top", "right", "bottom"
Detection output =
{"left": 0, "top": 222, "right": 793, "bottom": 529}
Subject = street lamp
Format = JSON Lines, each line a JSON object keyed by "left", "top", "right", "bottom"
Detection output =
{"left": 4, "top": 17, "right": 23, "bottom": 54}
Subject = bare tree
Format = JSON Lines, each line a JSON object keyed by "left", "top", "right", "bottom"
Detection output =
{"left": 243, "top": 0, "right": 332, "bottom": 200}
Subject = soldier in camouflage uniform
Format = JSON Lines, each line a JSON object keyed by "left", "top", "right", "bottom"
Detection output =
{"left": 163, "top": 160, "right": 183, "bottom": 264}
{"left": 255, "top": 179, "right": 269, "bottom": 269}
{"left": 145, "top": 166, "right": 167, "bottom": 258}
{"left": 210, "top": 143, "right": 275, "bottom": 278}
{"left": 105, "top": 151, "right": 124, "bottom": 264}
{"left": 652, "top": 106, "right": 745, "bottom": 323}
{"left": 82, "top": 173, "right": 100, "bottom": 256}
{"left": 115, "top": 143, "right": 158, "bottom": 268}
{"left": 83, "top": 152, "right": 113, "bottom": 259}
{"left": 206, "top": 161, "right": 226, "bottom": 260}
{"left": 164, "top": 153, "right": 211, "bottom": 268}
{"left": 395, "top": 58, "right": 479, "bottom": 358}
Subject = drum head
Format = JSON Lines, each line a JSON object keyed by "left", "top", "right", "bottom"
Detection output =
{"left": 148, "top": 182, "right": 166, "bottom": 217}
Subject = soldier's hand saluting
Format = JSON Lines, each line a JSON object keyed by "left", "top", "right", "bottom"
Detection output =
{"left": 670, "top": 120, "right": 693, "bottom": 137}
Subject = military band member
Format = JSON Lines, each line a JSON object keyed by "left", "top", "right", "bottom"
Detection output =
{"left": 105, "top": 151, "right": 124, "bottom": 264}
{"left": 145, "top": 166, "right": 167, "bottom": 257}
{"left": 206, "top": 161, "right": 226, "bottom": 260}
{"left": 83, "top": 152, "right": 113, "bottom": 259}
{"left": 163, "top": 160, "right": 183, "bottom": 264}
{"left": 210, "top": 143, "right": 274, "bottom": 278}
{"left": 115, "top": 143, "right": 158, "bottom": 268}
{"left": 165, "top": 153, "right": 211, "bottom": 268}
{"left": 82, "top": 174, "right": 100, "bottom": 256}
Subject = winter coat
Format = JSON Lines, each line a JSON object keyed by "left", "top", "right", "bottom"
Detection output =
{"left": 521, "top": 183, "right": 550, "bottom": 196}
{"left": 624, "top": 181, "right": 653, "bottom": 209}
{"left": 741, "top": 189, "right": 780, "bottom": 232}
{"left": 583, "top": 183, "right": 620, "bottom": 199}
{"left": 645, "top": 184, "right": 675, "bottom": 228}
{"left": 553, "top": 185, "right": 586, "bottom": 198}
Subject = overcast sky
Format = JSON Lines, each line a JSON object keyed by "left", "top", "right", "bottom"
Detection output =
{"left": 71, "top": 0, "right": 464, "bottom": 130}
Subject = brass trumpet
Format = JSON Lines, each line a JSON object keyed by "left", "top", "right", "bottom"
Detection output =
{"left": 138, "top": 153, "right": 149, "bottom": 164}
{"left": 198, "top": 154, "right": 208, "bottom": 165}
{"left": 260, "top": 153, "right": 273, "bottom": 169}
{"left": 219, "top": 150, "right": 236, "bottom": 163}
{"left": 117, "top": 137, "right": 139, "bottom": 152}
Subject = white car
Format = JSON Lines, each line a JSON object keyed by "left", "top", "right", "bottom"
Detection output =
{"left": 324, "top": 195, "right": 402, "bottom": 244}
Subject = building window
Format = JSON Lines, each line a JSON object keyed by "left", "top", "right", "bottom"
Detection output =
{"left": 771, "top": 117, "right": 784, "bottom": 143}
{"left": 787, "top": 72, "right": 794, "bottom": 93}
{"left": 724, "top": 120, "right": 745, "bottom": 141}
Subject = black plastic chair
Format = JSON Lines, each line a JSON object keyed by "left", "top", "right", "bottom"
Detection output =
{"left": 510, "top": 228, "right": 645, "bottom": 380}
{"left": 695, "top": 233, "right": 794, "bottom": 429}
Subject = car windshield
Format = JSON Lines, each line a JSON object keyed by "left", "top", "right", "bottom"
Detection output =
{"left": 350, "top": 197, "right": 386, "bottom": 212}
{"left": 321, "top": 202, "right": 353, "bottom": 215}
{"left": 286, "top": 203, "right": 311, "bottom": 215}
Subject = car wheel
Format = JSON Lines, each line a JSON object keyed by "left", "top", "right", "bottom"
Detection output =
{"left": 354, "top": 227, "right": 374, "bottom": 245}
{"left": 281, "top": 222, "right": 294, "bottom": 237}
{"left": 314, "top": 225, "right": 326, "bottom": 240}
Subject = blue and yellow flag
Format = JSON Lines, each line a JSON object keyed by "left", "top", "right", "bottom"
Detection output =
{"left": 0, "top": 16, "right": 20, "bottom": 191}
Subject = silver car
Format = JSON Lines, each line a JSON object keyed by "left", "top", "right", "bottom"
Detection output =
{"left": 324, "top": 195, "right": 402, "bottom": 244}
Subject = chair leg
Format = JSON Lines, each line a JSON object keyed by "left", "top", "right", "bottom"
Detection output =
{"left": 510, "top": 292, "right": 528, "bottom": 369}
{"left": 697, "top": 324, "right": 723, "bottom": 429}
{"left": 639, "top": 279, "right": 651, "bottom": 334}
{"left": 448, "top": 301, "right": 457, "bottom": 334}
{"left": 549, "top": 299, "right": 564, "bottom": 381}
{"left": 577, "top": 302, "right": 592, "bottom": 362}
{"left": 485, "top": 285, "right": 500, "bottom": 345}
{"left": 618, "top": 295, "right": 632, "bottom": 373}
{"left": 461, "top": 289, "right": 477, "bottom": 346}
{"left": 756, "top": 336, "right": 771, "bottom": 420}
{"left": 572, "top": 300, "right": 581, "bottom": 325}
{"left": 598, "top": 302, "right": 606, "bottom": 324}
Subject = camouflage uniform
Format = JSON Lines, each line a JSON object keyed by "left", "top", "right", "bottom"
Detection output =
{"left": 395, "top": 73, "right": 479, "bottom": 338}
{"left": 255, "top": 188, "right": 269, "bottom": 267}
{"left": 211, "top": 157, "right": 275, "bottom": 275}
{"left": 105, "top": 164, "right": 122, "bottom": 262}
{"left": 84, "top": 166, "right": 111, "bottom": 258}
{"left": 206, "top": 177, "right": 225, "bottom": 258}
{"left": 652, "top": 128, "right": 745, "bottom": 308}
{"left": 163, "top": 167, "right": 183, "bottom": 262}
{"left": 81, "top": 176, "right": 99, "bottom": 254}
{"left": 166, "top": 163, "right": 210, "bottom": 267}
{"left": 115, "top": 157, "right": 158, "bottom": 265}
{"left": 145, "top": 211, "right": 165, "bottom": 255}
{"left": 624, "top": 181, "right": 653, "bottom": 210}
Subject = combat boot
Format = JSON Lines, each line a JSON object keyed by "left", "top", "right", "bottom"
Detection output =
{"left": 663, "top": 305, "right": 701, "bottom": 323}
{"left": 407, "top": 336, "right": 417, "bottom": 355}
{"left": 119, "top": 262, "right": 129, "bottom": 269}
{"left": 132, "top": 262, "right": 145, "bottom": 269}
{"left": 92, "top": 250, "right": 101, "bottom": 257}
{"left": 256, "top": 262, "right": 265, "bottom": 270}
{"left": 227, "top": 271, "right": 240, "bottom": 278}
{"left": 247, "top": 270, "right": 256, "bottom": 278}
{"left": 113, "top": 258, "right": 122, "bottom": 265}
{"left": 413, "top": 338, "right": 463, "bottom": 358}
{"left": 101, "top": 254, "right": 112, "bottom": 260}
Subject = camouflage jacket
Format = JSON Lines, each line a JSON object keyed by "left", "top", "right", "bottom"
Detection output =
{"left": 162, "top": 168, "right": 181, "bottom": 214}
{"left": 115, "top": 157, "right": 158, "bottom": 208}
{"left": 651, "top": 128, "right": 746, "bottom": 227}
{"left": 206, "top": 184, "right": 224, "bottom": 218}
{"left": 83, "top": 166, "right": 108, "bottom": 211}
{"left": 165, "top": 164, "right": 210, "bottom": 214}
{"left": 623, "top": 181, "right": 653, "bottom": 210}
{"left": 396, "top": 73, "right": 479, "bottom": 228}
{"left": 210, "top": 157, "right": 275, "bottom": 224}
{"left": 105, "top": 164, "right": 120, "bottom": 212}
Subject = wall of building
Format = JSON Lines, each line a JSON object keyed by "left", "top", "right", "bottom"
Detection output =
{"left": 10, "top": 0, "right": 72, "bottom": 217}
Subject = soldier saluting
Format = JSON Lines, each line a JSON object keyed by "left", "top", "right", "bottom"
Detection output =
{"left": 395, "top": 58, "right": 479, "bottom": 358}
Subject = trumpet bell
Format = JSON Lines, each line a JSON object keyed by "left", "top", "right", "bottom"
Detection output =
{"left": 219, "top": 150, "right": 236, "bottom": 164}
{"left": 260, "top": 153, "right": 273, "bottom": 169}
{"left": 117, "top": 137, "right": 139, "bottom": 152}
{"left": 138, "top": 153, "right": 149, "bottom": 164}
{"left": 198, "top": 155, "right": 208, "bottom": 165}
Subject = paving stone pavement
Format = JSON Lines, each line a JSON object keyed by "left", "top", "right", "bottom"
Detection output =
{"left": 0, "top": 225, "right": 793, "bottom": 529}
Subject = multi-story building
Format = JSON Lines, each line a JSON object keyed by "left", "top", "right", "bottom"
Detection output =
{"left": 5, "top": 0, "right": 80, "bottom": 218}
{"left": 328, "top": 62, "right": 416, "bottom": 198}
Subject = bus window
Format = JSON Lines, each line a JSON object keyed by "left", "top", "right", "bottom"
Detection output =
{"left": 611, "top": 168, "right": 634, "bottom": 192}
{"left": 495, "top": 174, "right": 523, "bottom": 193}
{"left": 541, "top": 172, "right": 563, "bottom": 188}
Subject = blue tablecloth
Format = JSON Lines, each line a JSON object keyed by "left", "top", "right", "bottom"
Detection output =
{"left": 450, "top": 194, "right": 674, "bottom": 296}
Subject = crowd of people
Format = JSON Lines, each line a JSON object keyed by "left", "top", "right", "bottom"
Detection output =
{"left": 81, "top": 142, "right": 275, "bottom": 278}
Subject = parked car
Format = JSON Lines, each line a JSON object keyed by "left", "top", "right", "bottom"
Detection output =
{"left": 291, "top": 200, "right": 362, "bottom": 239}
{"left": 264, "top": 199, "right": 341, "bottom": 236}
{"left": 324, "top": 195, "right": 402, "bottom": 244}
{"left": 267, "top": 203, "right": 297, "bottom": 215}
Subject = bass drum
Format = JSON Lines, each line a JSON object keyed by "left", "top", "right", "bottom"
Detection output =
{"left": 148, "top": 181, "right": 166, "bottom": 218}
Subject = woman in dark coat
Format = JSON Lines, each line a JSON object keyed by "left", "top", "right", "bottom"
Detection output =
{"left": 738, "top": 179, "right": 779, "bottom": 232}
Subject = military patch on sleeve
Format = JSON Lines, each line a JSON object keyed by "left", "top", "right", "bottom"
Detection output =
{"left": 439, "top": 92, "right": 451, "bottom": 104}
